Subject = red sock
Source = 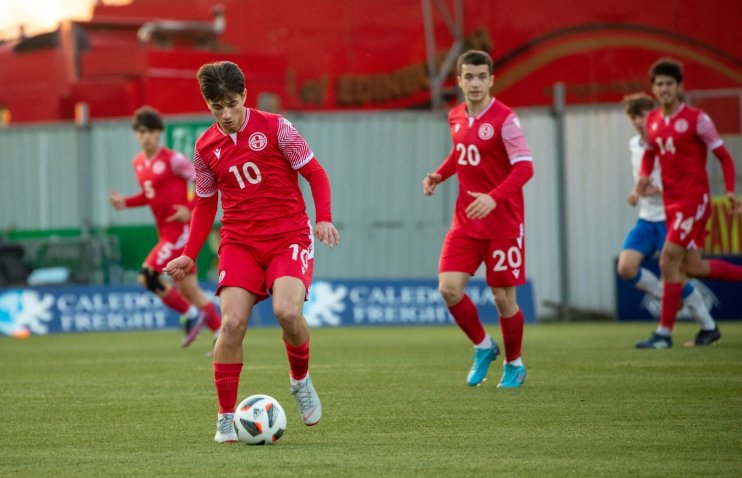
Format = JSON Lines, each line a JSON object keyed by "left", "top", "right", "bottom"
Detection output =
{"left": 161, "top": 287, "right": 190, "bottom": 314}
{"left": 447, "top": 295, "right": 486, "bottom": 345}
{"left": 499, "top": 309, "right": 524, "bottom": 362}
{"left": 214, "top": 362, "right": 243, "bottom": 414}
{"left": 659, "top": 282, "right": 683, "bottom": 332}
{"left": 708, "top": 259, "right": 742, "bottom": 281}
{"left": 201, "top": 302, "right": 221, "bottom": 332}
{"left": 284, "top": 338, "right": 310, "bottom": 380}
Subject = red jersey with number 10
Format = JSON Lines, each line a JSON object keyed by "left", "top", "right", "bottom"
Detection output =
{"left": 446, "top": 99, "right": 533, "bottom": 239}
{"left": 643, "top": 104, "right": 724, "bottom": 210}
{"left": 193, "top": 109, "right": 314, "bottom": 245}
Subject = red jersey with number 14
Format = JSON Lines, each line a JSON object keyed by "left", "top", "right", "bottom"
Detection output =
{"left": 193, "top": 109, "right": 314, "bottom": 245}
{"left": 643, "top": 104, "right": 724, "bottom": 210}
{"left": 446, "top": 99, "right": 533, "bottom": 239}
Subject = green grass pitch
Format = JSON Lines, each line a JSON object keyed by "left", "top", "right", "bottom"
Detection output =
{"left": 1, "top": 322, "right": 741, "bottom": 477}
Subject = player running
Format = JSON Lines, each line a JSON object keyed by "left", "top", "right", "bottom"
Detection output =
{"left": 109, "top": 106, "right": 221, "bottom": 347}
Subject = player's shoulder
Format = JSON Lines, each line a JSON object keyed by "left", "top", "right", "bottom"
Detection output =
{"left": 195, "top": 123, "right": 222, "bottom": 150}
{"left": 448, "top": 103, "right": 467, "bottom": 121}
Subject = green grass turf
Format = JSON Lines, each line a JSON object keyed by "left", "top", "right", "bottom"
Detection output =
{"left": 1, "top": 322, "right": 741, "bottom": 477}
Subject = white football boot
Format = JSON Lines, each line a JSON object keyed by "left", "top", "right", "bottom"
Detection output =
{"left": 290, "top": 374, "right": 322, "bottom": 426}
{"left": 214, "top": 413, "right": 238, "bottom": 443}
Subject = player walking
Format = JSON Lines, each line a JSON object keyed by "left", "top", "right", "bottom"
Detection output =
{"left": 633, "top": 58, "right": 742, "bottom": 349}
{"left": 165, "top": 61, "right": 339, "bottom": 442}
{"left": 617, "top": 93, "right": 714, "bottom": 332}
{"left": 423, "top": 50, "right": 534, "bottom": 388}
{"left": 109, "top": 106, "right": 221, "bottom": 347}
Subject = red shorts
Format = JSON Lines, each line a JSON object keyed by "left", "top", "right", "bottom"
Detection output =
{"left": 439, "top": 228, "right": 526, "bottom": 288}
{"left": 144, "top": 237, "right": 189, "bottom": 274}
{"left": 216, "top": 230, "right": 314, "bottom": 302}
{"left": 665, "top": 196, "right": 710, "bottom": 250}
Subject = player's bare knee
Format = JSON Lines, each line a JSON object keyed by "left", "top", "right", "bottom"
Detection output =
{"left": 219, "top": 317, "right": 246, "bottom": 344}
{"left": 273, "top": 301, "right": 301, "bottom": 325}
{"left": 438, "top": 284, "right": 464, "bottom": 306}
{"left": 617, "top": 262, "right": 638, "bottom": 281}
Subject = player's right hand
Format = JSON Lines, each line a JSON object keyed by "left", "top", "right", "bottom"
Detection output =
{"left": 109, "top": 191, "right": 126, "bottom": 210}
{"left": 164, "top": 255, "right": 195, "bottom": 282}
{"left": 626, "top": 191, "right": 639, "bottom": 206}
{"left": 422, "top": 173, "right": 442, "bottom": 196}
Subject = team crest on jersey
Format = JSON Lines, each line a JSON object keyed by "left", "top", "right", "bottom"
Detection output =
{"left": 478, "top": 123, "right": 494, "bottom": 140}
{"left": 249, "top": 132, "right": 268, "bottom": 151}
{"left": 674, "top": 118, "right": 689, "bottom": 133}
{"left": 152, "top": 160, "right": 166, "bottom": 175}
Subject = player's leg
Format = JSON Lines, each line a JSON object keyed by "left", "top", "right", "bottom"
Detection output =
{"left": 178, "top": 272, "right": 222, "bottom": 340}
{"left": 211, "top": 243, "right": 265, "bottom": 443}
{"left": 266, "top": 233, "right": 321, "bottom": 426}
{"left": 212, "top": 285, "right": 257, "bottom": 443}
{"left": 681, "top": 251, "right": 721, "bottom": 346}
{"left": 636, "top": 242, "right": 685, "bottom": 349}
{"left": 685, "top": 248, "right": 742, "bottom": 281}
{"left": 491, "top": 286, "right": 526, "bottom": 388}
{"left": 618, "top": 220, "right": 662, "bottom": 298}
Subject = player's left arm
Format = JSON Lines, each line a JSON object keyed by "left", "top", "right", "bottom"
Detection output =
{"left": 165, "top": 152, "right": 197, "bottom": 222}
{"left": 698, "top": 112, "right": 741, "bottom": 214}
{"left": 278, "top": 116, "right": 339, "bottom": 247}
{"left": 467, "top": 113, "right": 534, "bottom": 219}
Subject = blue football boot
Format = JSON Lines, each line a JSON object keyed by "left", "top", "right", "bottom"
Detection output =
{"left": 635, "top": 332, "right": 672, "bottom": 349}
{"left": 466, "top": 343, "right": 499, "bottom": 387}
{"left": 497, "top": 363, "right": 527, "bottom": 388}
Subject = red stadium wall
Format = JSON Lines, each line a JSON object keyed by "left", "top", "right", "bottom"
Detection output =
{"left": 0, "top": 0, "right": 740, "bottom": 123}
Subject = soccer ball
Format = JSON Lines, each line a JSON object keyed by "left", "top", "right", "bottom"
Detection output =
{"left": 233, "top": 394, "right": 287, "bottom": 445}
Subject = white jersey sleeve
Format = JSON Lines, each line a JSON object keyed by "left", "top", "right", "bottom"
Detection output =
{"left": 193, "top": 148, "right": 217, "bottom": 198}
{"left": 278, "top": 116, "right": 314, "bottom": 169}
{"left": 501, "top": 113, "right": 532, "bottom": 164}
{"left": 629, "top": 135, "right": 665, "bottom": 222}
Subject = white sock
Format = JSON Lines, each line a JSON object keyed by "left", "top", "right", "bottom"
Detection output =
{"left": 655, "top": 326, "right": 671, "bottom": 336}
{"left": 185, "top": 305, "right": 199, "bottom": 319}
{"left": 637, "top": 268, "right": 662, "bottom": 299}
{"left": 684, "top": 289, "right": 716, "bottom": 331}
{"left": 507, "top": 357, "right": 524, "bottom": 367}
{"left": 475, "top": 335, "right": 493, "bottom": 349}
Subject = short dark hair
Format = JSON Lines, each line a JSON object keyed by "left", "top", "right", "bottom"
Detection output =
{"left": 456, "top": 50, "right": 493, "bottom": 75}
{"left": 196, "top": 61, "right": 245, "bottom": 102}
{"left": 649, "top": 58, "right": 683, "bottom": 84}
{"left": 622, "top": 92, "right": 657, "bottom": 117}
{"left": 132, "top": 106, "right": 163, "bottom": 131}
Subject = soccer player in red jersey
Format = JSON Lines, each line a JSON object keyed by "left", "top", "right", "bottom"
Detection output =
{"left": 164, "top": 61, "right": 339, "bottom": 443}
{"left": 634, "top": 58, "right": 742, "bottom": 349}
{"left": 422, "top": 50, "right": 533, "bottom": 388}
{"left": 109, "top": 106, "right": 221, "bottom": 347}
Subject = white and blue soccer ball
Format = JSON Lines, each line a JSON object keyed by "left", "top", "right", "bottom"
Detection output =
{"left": 233, "top": 394, "right": 287, "bottom": 445}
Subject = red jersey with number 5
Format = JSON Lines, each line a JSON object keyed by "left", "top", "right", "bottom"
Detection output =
{"left": 446, "top": 99, "right": 533, "bottom": 239}
{"left": 131, "top": 147, "right": 194, "bottom": 241}
{"left": 193, "top": 109, "right": 314, "bottom": 245}
{"left": 643, "top": 104, "right": 724, "bottom": 210}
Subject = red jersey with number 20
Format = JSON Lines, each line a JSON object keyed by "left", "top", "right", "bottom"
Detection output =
{"left": 642, "top": 104, "right": 724, "bottom": 210}
{"left": 193, "top": 109, "right": 314, "bottom": 245}
{"left": 446, "top": 99, "right": 533, "bottom": 239}
{"left": 131, "top": 147, "right": 194, "bottom": 241}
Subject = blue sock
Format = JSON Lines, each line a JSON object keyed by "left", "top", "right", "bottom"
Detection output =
{"left": 681, "top": 282, "right": 694, "bottom": 299}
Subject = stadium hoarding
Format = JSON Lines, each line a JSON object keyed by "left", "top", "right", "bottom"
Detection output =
{"left": 0, "top": 279, "right": 536, "bottom": 337}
